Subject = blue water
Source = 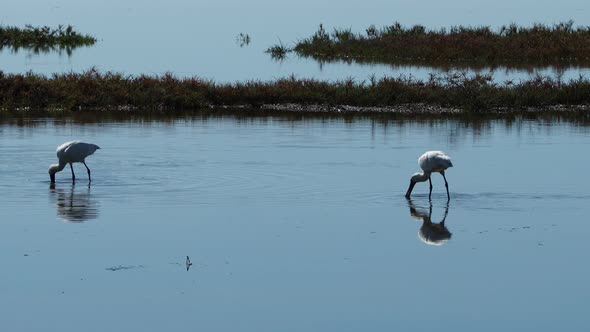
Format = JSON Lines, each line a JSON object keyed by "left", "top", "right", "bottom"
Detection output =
{"left": 0, "top": 115, "right": 588, "bottom": 331}
{"left": 1, "top": 0, "right": 590, "bottom": 81}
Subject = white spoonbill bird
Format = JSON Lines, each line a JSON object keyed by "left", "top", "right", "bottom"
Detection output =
{"left": 49, "top": 141, "right": 100, "bottom": 183}
{"left": 405, "top": 151, "right": 453, "bottom": 200}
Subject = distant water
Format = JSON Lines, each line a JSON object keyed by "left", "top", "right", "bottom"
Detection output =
{"left": 0, "top": 114, "right": 589, "bottom": 331}
{"left": 1, "top": 0, "right": 590, "bottom": 82}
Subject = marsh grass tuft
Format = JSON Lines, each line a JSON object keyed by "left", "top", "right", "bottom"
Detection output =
{"left": 265, "top": 39, "right": 292, "bottom": 60}
{"left": 0, "top": 24, "right": 96, "bottom": 54}
{"left": 1, "top": 69, "right": 590, "bottom": 113}
{"left": 292, "top": 21, "right": 590, "bottom": 67}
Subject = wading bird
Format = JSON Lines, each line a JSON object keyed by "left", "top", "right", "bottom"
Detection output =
{"left": 405, "top": 151, "right": 453, "bottom": 200}
{"left": 48, "top": 141, "right": 100, "bottom": 183}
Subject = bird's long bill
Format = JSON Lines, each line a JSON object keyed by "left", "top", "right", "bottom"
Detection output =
{"left": 405, "top": 181, "right": 416, "bottom": 198}
{"left": 50, "top": 173, "right": 56, "bottom": 183}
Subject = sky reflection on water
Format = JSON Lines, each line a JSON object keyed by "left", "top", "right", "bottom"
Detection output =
{"left": 0, "top": 115, "right": 589, "bottom": 331}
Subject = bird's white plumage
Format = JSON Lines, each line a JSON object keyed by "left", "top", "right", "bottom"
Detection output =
{"left": 56, "top": 141, "right": 100, "bottom": 163}
{"left": 418, "top": 151, "right": 453, "bottom": 173}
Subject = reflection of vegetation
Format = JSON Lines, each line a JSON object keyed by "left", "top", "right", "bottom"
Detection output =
{"left": 0, "top": 25, "right": 96, "bottom": 55}
{"left": 236, "top": 33, "right": 251, "bottom": 47}
{"left": 291, "top": 21, "right": 590, "bottom": 67}
{"left": 308, "top": 54, "right": 585, "bottom": 72}
{"left": 4, "top": 113, "right": 590, "bottom": 154}
{"left": 1, "top": 69, "right": 590, "bottom": 113}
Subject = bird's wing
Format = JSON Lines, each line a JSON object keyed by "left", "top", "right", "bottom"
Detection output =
{"left": 56, "top": 141, "right": 76, "bottom": 159}
{"left": 420, "top": 151, "right": 452, "bottom": 170}
{"left": 434, "top": 152, "right": 453, "bottom": 168}
{"left": 56, "top": 141, "right": 75, "bottom": 152}
{"left": 63, "top": 142, "right": 98, "bottom": 162}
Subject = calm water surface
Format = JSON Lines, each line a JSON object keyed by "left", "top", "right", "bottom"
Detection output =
{"left": 0, "top": 115, "right": 589, "bottom": 331}
{"left": 2, "top": 0, "right": 590, "bottom": 81}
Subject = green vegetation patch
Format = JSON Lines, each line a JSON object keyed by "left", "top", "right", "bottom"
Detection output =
{"left": 1, "top": 69, "right": 590, "bottom": 113}
{"left": 0, "top": 25, "right": 96, "bottom": 54}
{"left": 279, "top": 21, "right": 590, "bottom": 66}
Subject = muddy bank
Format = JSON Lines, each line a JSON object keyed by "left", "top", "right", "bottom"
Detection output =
{"left": 259, "top": 103, "right": 590, "bottom": 114}
{"left": 4, "top": 103, "right": 590, "bottom": 120}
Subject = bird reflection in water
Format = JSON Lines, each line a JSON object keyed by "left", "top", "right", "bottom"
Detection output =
{"left": 50, "top": 183, "right": 98, "bottom": 222}
{"left": 407, "top": 198, "right": 452, "bottom": 246}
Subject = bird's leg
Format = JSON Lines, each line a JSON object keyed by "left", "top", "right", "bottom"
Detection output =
{"left": 69, "top": 163, "right": 76, "bottom": 183}
{"left": 442, "top": 171, "right": 450, "bottom": 200}
{"left": 441, "top": 200, "right": 449, "bottom": 226}
{"left": 428, "top": 177, "right": 433, "bottom": 200}
{"left": 407, "top": 197, "right": 417, "bottom": 215}
{"left": 83, "top": 161, "right": 91, "bottom": 183}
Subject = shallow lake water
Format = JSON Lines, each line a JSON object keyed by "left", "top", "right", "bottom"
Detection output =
{"left": 2, "top": 0, "right": 590, "bottom": 81}
{"left": 1, "top": 114, "right": 589, "bottom": 331}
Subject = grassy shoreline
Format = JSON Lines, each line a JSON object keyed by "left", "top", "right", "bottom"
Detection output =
{"left": 274, "top": 21, "right": 590, "bottom": 67}
{"left": 1, "top": 69, "right": 590, "bottom": 114}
